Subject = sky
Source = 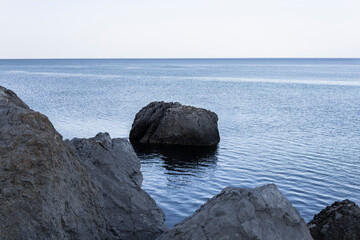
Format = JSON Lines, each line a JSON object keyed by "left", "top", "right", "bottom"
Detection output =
{"left": 0, "top": 0, "right": 359, "bottom": 58}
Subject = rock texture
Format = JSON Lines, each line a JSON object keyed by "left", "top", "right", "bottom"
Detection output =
{"left": 157, "top": 184, "right": 313, "bottom": 240}
{"left": 0, "top": 86, "right": 166, "bottom": 240}
{"left": 0, "top": 86, "right": 109, "bottom": 239}
{"left": 67, "top": 133, "right": 167, "bottom": 239}
{"left": 308, "top": 199, "right": 360, "bottom": 240}
{"left": 129, "top": 101, "right": 220, "bottom": 147}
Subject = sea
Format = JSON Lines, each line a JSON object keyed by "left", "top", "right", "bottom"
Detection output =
{"left": 1, "top": 58, "right": 359, "bottom": 227}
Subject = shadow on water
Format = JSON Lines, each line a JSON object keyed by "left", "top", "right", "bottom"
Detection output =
{"left": 131, "top": 142, "right": 219, "bottom": 174}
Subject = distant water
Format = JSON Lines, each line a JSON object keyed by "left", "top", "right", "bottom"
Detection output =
{"left": 1, "top": 58, "right": 359, "bottom": 227}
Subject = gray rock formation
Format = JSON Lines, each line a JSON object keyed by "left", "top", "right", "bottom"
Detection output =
{"left": 0, "top": 86, "right": 109, "bottom": 239}
{"left": 67, "top": 133, "right": 167, "bottom": 239}
{"left": 0, "top": 86, "right": 166, "bottom": 240}
{"left": 129, "top": 101, "right": 220, "bottom": 147}
{"left": 308, "top": 199, "right": 360, "bottom": 240}
{"left": 157, "top": 184, "right": 313, "bottom": 240}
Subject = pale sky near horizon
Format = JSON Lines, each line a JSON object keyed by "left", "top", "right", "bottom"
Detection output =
{"left": 0, "top": 0, "right": 359, "bottom": 58}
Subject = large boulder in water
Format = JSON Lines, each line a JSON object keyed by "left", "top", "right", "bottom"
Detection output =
{"left": 67, "top": 132, "right": 167, "bottom": 239}
{"left": 157, "top": 184, "right": 313, "bottom": 240}
{"left": 307, "top": 199, "right": 360, "bottom": 240}
{"left": 0, "top": 86, "right": 109, "bottom": 239}
{"left": 129, "top": 101, "right": 220, "bottom": 147}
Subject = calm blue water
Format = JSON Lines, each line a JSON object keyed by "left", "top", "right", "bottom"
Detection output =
{"left": 1, "top": 59, "right": 359, "bottom": 227}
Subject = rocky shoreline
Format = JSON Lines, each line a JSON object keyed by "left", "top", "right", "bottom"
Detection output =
{"left": 0, "top": 86, "right": 359, "bottom": 240}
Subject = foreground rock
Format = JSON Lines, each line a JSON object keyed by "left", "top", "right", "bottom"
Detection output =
{"left": 0, "top": 86, "right": 109, "bottom": 239}
{"left": 157, "top": 184, "right": 313, "bottom": 240}
{"left": 129, "top": 101, "right": 220, "bottom": 147}
{"left": 0, "top": 86, "right": 166, "bottom": 240}
{"left": 67, "top": 133, "right": 167, "bottom": 239}
{"left": 308, "top": 199, "right": 360, "bottom": 240}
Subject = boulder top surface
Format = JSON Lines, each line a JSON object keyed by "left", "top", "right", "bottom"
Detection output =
{"left": 157, "top": 184, "right": 313, "bottom": 240}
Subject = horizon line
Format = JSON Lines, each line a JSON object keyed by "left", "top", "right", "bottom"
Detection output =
{"left": 1, "top": 57, "right": 360, "bottom": 60}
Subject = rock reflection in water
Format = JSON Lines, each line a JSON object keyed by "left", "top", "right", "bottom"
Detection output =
{"left": 131, "top": 143, "right": 218, "bottom": 175}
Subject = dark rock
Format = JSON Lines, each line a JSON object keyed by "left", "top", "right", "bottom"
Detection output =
{"left": 0, "top": 86, "right": 110, "bottom": 239}
{"left": 157, "top": 184, "right": 313, "bottom": 240}
{"left": 67, "top": 132, "right": 167, "bottom": 239}
{"left": 130, "top": 101, "right": 220, "bottom": 147}
{"left": 0, "top": 86, "right": 166, "bottom": 240}
{"left": 308, "top": 199, "right": 360, "bottom": 240}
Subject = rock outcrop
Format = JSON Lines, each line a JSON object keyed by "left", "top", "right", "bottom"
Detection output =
{"left": 0, "top": 86, "right": 166, "bottom": 240}
{"left": 0, "top": 86, "right": 109, "bottom": 239}
{"left": 67, "top": 133, "right": 167, "bottom": 239}
{"left": 7, "top": 85, "right": 355, "bottom": 240}
{"left": 308, "top": 199, "right": 360, "bottom": 240}
{"left": 129, "top": 101, "right": 220, "bottom": 147}
{"left": 157, "top": 184, "right": 313, "bottom": 240}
